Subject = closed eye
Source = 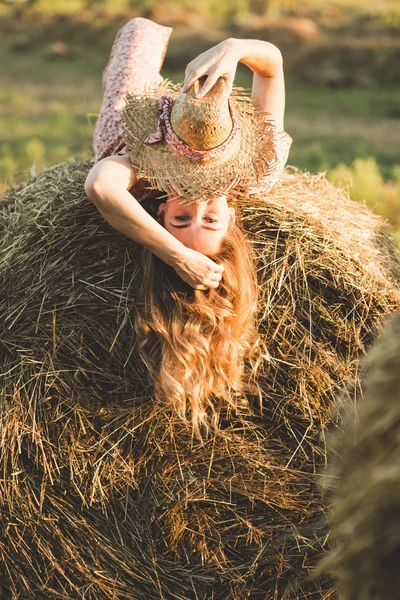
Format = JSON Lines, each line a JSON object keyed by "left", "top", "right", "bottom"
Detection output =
{"left": 170, "top": 222, "right": 191, "bottom": 229}
{"left": 169, "top": 222, "right": 221, "bottom": 231}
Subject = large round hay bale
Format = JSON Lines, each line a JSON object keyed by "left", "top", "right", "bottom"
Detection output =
{"left": 321, "top": 314, "right": 400, "bottom": 600}
{"left": 0, "top": 160, "right": 399, "bottom": 599}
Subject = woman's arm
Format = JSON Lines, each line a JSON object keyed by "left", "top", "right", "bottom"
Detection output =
{"left": 84, "top": 155, "right": 224, "bottom": 290}
{"left": 183, "top": 38, "right": 285, "bottom": 129}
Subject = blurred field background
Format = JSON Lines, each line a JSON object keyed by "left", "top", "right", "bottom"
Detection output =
{"left": 1, "top": 0, "right": 399, "bottom": 231}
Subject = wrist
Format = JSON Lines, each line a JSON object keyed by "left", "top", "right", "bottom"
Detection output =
{"left": 157, "top": 239, "right": 188, "bottom": 268}
{"left": 223, "top": 37, "right": 244, "bottom": 61}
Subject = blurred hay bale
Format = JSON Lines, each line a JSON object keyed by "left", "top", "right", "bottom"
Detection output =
{"left": 0, "top": 160, "right": 399, "bottom": 599}
{"left": 238, "top": 16, "right": 323, "bottom": 45}
{"left": 321, "top": 314, "right": 400, "bottom": 600}
{"left": 45, "top": 40, "right": 75, "bottom": 59}
{"left": 8, "top": 34, "right": 34, "bottom": 52}
{"left": 287, "top": 38, "right": 400, "bottom": 88}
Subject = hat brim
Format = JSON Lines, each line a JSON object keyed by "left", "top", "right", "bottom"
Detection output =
{"left": 122, "top": 81, "right": 280, "bottom": 204}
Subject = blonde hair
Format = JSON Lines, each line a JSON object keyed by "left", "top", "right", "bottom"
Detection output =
{"left": 134, "top": 216, "right": 262, "bottom": 441}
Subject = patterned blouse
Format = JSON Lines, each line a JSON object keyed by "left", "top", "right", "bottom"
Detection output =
{"left": 92, "top": 17, "right": 292, "bottom": 193}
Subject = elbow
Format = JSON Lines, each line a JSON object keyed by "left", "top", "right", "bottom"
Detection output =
{"left": 261, "top": 42, "right": 283, "bottom": 78}
{"left": 85, "top": 172, "right": 104, "bottom": 205}
{"left": 270, "top": 46, "right": 283, "bottom": 77}
{"left": 276, "top": 48, "right": 283, "bottom": 70}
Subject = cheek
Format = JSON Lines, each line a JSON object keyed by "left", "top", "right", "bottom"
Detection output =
{"left": 215, "top": 202, "right": 231, "bottom": 223}
{"left": 163, "top": 222, "right": 191, "bottom": 244}
{"left": 220, "top": 212, "right": 232, "bottom": 234}
{"left": 163, "top": 221, "right": 174, "bottom": 236}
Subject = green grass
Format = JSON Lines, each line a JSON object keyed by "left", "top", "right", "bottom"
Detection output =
{"left": 0, "top": 42, "right": 102, "bottom": 187}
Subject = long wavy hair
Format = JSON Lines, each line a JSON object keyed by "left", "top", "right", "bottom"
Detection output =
{"left": 134, "top": 192, "right": 262, "bottom": 440}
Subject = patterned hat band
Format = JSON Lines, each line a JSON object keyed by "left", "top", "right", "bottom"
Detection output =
{"left": 143, "top": 95, "right": 240, "bottom": 162}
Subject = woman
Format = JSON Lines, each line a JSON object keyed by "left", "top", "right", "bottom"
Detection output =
{"left": 84, "top": 17, "right": 292, "bottom": 438}
{"left": 85, "top": 17, "right": 291, "bottom": 291}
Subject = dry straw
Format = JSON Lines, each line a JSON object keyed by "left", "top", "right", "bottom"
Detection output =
{"left": 0, "top": 160, "right": 400, "bottom": 599}
{"left": 320, "top": 314, "right": 400, "bottom": 600}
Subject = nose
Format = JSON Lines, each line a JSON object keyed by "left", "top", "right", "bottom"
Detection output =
{"left": 190, "top": 200, "right": 206, "bottom": 218}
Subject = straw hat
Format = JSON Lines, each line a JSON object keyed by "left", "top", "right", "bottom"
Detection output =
{"left": 121, "top": 76, "right": 279, "bottom": 204}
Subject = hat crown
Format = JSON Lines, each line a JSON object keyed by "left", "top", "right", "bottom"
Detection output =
{"left": 170, "top": 76, "right": 233, "bottom": 151}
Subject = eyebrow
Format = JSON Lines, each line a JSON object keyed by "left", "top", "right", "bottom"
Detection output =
{"left": 170, "top": 222, "right": 222, "bottom": 231}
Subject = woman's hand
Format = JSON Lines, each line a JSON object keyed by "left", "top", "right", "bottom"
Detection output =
{"left": 182, "top": 37, "right": 285, "bottom": 129}
{"left": 172, "top": 247, "right": 224, "bottom": 290}
{"left": 182, "top": 38, "right": 241, "bottom": 99}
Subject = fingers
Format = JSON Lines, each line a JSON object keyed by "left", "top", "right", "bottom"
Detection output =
{"left": 206, "top": 280, "right": 220, "bottom": 288}
{"left": 210, "top": 261, "right": 224, "bottom": 274}
{"left": 210, "top": 271, "right": 222, "bottom": 282}
{"left": 183, "top": 67, "right": 224, "bottom": 98}
{"left": 183, "top": 55, "right": 206, "bottom": 91}
{"left": 183, "top": 63, "right": 202, "bottom": 93}
{"left": 193, "top": 279, "right": 219, "bottom": 291}
{"left": 192, "top": 272, "right": 222, "bottom": 290}
{"left": 196, "top": 271, "right": 223, "bottom": 290}
{"left": 194, "top": 73, "right": 220, "bottom": 99}
{"left": 224, "top": 72, "right": 235, "bottom": 96}
{"left": 182, "top": 74, "right": 196, "bottom": 94}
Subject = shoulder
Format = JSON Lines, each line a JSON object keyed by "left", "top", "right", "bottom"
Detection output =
{"left": 86, "top": 153, "right": 138, "bottom": 192}
{"left": 268, "top": 126, "right": 292, "bottom": 170}
{"left": 89, "top": 153, "right": 134, "bottom": 173}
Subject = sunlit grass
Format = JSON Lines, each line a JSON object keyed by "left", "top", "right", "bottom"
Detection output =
{"left": 328, "top": 158, "right": 400, "bottom": 232}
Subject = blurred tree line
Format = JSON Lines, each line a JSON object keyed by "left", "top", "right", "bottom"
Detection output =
{"left": 2, "top": 0, "right": 399, "bottom": 21}
{"left": 0, "top": 0, "right": 292, "bottom": 18}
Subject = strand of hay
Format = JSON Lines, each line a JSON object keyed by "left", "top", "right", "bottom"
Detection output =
{"left": 320, "top": 314, "right": 400, "bottom": 600}
{"left": 0, "top": 160, "right": 399, "bottom": 599}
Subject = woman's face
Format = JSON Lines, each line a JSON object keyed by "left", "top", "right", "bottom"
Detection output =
{"left": 158, "top": 195, "right": 235, "bottom": 256}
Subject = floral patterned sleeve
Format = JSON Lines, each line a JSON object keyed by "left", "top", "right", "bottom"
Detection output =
{"left": 92, "top": 17, "right": 172, "bottom": 164}
{"left": 243, "top": 127, "right": 292, "bottom": 196}
{"left": 273, "top": 128, "right": 293, "bottom": 178}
